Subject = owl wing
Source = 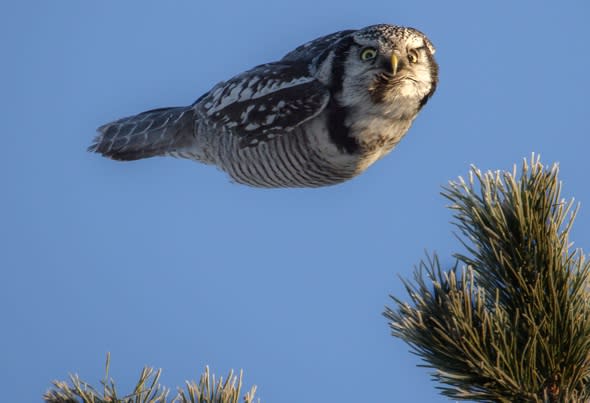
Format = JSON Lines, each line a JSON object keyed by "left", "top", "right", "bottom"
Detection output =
{"left": 280, "top": 29, "right": 354, "bottom": 62}
{"left": 198, "top": 62, "right": 330, "bottom": 147}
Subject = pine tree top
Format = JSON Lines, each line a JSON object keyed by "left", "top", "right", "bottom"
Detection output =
{"left": 385, "top": 155, "right": 590, "bottom": 402}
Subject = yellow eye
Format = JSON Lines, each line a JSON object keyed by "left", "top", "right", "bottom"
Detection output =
{"left": 360, "top": 47, "right": 378, "bottom": 61}
{"left": 408, "top": 49, "right": 419, "bottom": 64}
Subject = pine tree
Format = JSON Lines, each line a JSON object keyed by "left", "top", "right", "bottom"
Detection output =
{"left": 46, "top": 156, "right": 590, "bottom": 402}
{"left": 385, "top": 155, "right": 590, "bottom": 402}
{"left": 44, "top": 354, "right": 257, "bottom": 403}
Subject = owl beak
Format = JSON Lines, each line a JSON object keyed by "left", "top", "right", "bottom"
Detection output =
{"left": 390, "top": 54, "right": 399, "bottom": 76}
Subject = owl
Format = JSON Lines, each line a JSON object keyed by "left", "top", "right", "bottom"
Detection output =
{"left": 89, "top": 24, "right": 438, "bottom": 188}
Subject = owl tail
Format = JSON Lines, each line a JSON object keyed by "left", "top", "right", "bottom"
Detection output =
{"left": 89, "top": 106, "right": 195, "bottom": 161}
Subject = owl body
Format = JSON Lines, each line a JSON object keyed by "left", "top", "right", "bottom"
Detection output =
{"left": 90, "top": 24, "right": 438, "bottom": 188}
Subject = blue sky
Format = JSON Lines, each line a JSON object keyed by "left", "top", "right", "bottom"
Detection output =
{"left": 2, "top": 1, "right": 589, "bottom": 402}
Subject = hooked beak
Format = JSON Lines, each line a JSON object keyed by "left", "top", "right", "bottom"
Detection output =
{"left": 390, "top": 53, "right": 399, "bottom": 76}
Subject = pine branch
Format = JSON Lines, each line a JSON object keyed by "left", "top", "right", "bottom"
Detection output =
{"left": 385, "top": 155, "right": 590, "bottom": 402}
{"left": 44, "top": 354, "right": 258, "bottom": 403}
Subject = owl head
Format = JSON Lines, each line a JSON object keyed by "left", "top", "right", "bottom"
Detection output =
{"left": 307, "top": 24, "right": 438, "bottom": 111}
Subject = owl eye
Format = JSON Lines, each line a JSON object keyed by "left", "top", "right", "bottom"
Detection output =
{"left": 360, "top": 47, "right": 378, "bottom": 61}
{"left": 408, "top": 49, "right": 420, "bottom": 64}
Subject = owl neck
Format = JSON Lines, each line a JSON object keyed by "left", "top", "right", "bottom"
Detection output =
{"left": 322, "top": 36, "right": 361, "bottom": 155}
{"left": 325, "top": 98, "right": 359, "bottom": 154}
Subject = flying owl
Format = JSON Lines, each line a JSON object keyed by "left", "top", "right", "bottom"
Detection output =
{"left": 89, "top": 24, "right": 438, "bottom": 188}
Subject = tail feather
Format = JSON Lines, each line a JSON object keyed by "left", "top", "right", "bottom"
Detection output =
{"left": 89, "top": 106, "right": 195, "bottom": 161}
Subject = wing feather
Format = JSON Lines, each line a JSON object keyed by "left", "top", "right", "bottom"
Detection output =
{"left": 197, "top": 62, "right": 329, "bottom": 147}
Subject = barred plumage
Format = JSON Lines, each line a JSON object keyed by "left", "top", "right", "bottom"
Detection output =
{"left": 89, "top": 24, "right": 438, "bottom": 188}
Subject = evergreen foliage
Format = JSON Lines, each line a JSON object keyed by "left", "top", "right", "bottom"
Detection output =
{"left": 45, "top": 156, "right": 590, "bottom": 402}
{"left": 385, "top": 156, "right": 590, "bottom": 402}
{"left": 44, "top": 354, "right": 257, "bottom": 403}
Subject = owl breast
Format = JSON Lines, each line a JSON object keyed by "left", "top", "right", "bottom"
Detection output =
{"left": 193, "top": 106, "right": 415, "bottom": 188}
{"left": 190, "top": 113, "right": 360, "bottom": 188}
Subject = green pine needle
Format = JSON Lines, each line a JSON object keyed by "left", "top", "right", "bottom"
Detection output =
{"left": 43, "top": 354, "right": 258, "bottom": 403}
{"left": 385, "top": 155, "right": 590, "bottom": 402}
